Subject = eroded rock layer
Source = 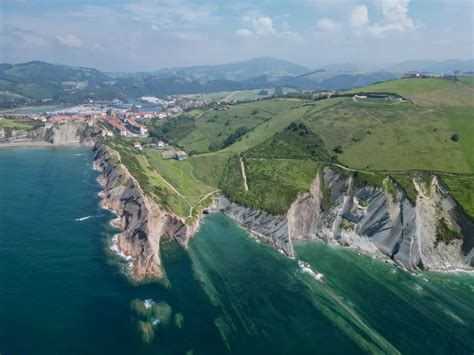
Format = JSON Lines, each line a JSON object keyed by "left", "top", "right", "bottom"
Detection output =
{"left": 93, "top": 142, "right": 198, "bottom": 281}
{"left": 221, "top": 167, "right": 473, "bottom": 271}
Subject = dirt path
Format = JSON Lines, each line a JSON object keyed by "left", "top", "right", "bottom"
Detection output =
{"left": 223, "top": 91, "right": 241, "bottom": 102}
{"left": 240, "top": 157, "right": 249, "bottom": 191}
{"left": 143, "top": 155, "right": 221, "bottom": 217}
{"left": 188, "top": 190, "right": 219, "bottom": 217}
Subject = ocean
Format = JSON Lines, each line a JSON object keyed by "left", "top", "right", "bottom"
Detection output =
{"left": 0, "top": 147, "right": 473, "bottom": 354}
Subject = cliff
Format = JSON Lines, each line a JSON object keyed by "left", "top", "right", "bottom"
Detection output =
{"left": 93, "top": 141, "right": 198, "bottom": 281}
{"left": 0, "top": 122, "right": 99, "bottom": 146}
{"left": 221, "top": 167, "right": 474, "bottom": 271}
{"left": 219, "top": 196, "right": 295, "bottom": 257}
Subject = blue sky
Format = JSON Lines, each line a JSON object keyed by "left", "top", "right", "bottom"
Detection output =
{"left": 1, "top": 0, "right": 473, "bottom": 71}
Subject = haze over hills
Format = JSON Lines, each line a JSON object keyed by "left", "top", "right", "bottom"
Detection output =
{"left": 0, "top": 57, "right": 473, "bottom": 108}
{"left": 145, "top": 57, "right": 311, "bottom": 81}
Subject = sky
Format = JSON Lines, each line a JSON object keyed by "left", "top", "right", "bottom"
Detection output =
{"left": 0, "top": 0, "right": 473, "bottom": 71}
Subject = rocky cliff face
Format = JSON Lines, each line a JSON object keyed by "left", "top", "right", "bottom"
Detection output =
{"left": 93, "top": 142, "right": 198, "bottom": 281}
{"left": 221, "top": 167, "right": 473, "bottom": 272}
{"left": 219, "top": 196, "right": 294, "bottom": 257}
{"left": 0, "top": 122, "right": 99, "bottom": 145}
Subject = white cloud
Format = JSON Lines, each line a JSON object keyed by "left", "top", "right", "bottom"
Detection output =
{"left": 56, "top": 33, "right": 82, "bottom": 48}
{"left": 350, "top": 5, "right": 369, "bottom": 28}
{"left": 377, "top": 0, "right": 415, "bottom": 32}
{"left": 316, "top": 18, "right": 340, "bottom": 31}
{"left": 349, "top": 0, "right": 417, "bottom": 37}
{"left": 252, "top": 16, "right": 276, "bottom": 35}
{"left": 236, "top": 16, "right": 277, "bottom": 37}
{"left": 236, "top": 28, "right": 252, "bottom": 37}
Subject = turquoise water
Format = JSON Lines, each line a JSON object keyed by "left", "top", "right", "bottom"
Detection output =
{"left": 0, "top": 148, "right": 473, "bottom": 354}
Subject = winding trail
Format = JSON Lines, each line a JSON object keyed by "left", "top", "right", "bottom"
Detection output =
{"left": 188, "top": 190, "right": 220, "bottom": 218}
{"left": 240, "top": 157, "right": 249, "bottom": 192}
{"left": 144, "top": 155, "right": 189, "bottom": 200}
{"left": 143, "top": 155, "right": 220, "bottom": 218}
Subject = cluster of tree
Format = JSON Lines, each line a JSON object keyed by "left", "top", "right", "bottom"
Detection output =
{"left": 209, "top": 127, "right": 249, "bottom": 151}
{"left": 148, "top": 114, "right": 196, "bottom": 143}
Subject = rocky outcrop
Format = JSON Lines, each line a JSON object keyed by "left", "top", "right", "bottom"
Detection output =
{"left": 93, "top": 141, "right": 198, "bottom": 281}
{"left": 219, "top": 196, "right": 294, "bottom": 256}
{"left": 221, "top": 167, "right": 473, "bottom": 272}
{"left": 0, "top": 122, "right": 100, "bottom": 146}
{"left": 286, "top": 167, "right": 474, "bottom": 271}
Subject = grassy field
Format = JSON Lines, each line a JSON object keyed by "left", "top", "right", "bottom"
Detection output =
{"left": 107, "top": 139, "right": 191, "bottom": 218}
{"left": 220, "top": 157, "right": 320, "bottom": 215}
{"left": 244, "top": 122, "right": 332, "bottom": 162}
{"left": 443, "top": 107, "right": 474, "bottom": 172}
{"left": 144, "top": 149, "right": 216, "bottom": 203}
{"left": 349, "top": 77, "right": 474, "bottom": 107}
{"left": 0, "top": 117, "right": 36, "bottom": 130}
{"left": 223, "top": 98, "right": 345, "bottom": 154}
{"left": 137, "top": 77, "right": 474, "bottom": 217}
{"left": 159, "top": 99, "right": 304, "bottom": 153}
{"left": 303, "top": 98, "right": 472, "bottom": 174}
{"left": 349, "top": 77, "right": 458, "bottom": 96}
{"left": 440, "top": 175, "right": 474, "bottom": 218}
{"left": 180, "top": 88, "right": 274, "bottom": 102}
{"left": 187, "top": 152, "right": 233, "bottom": 187}
{"left": 107, "top": 139, "right": 219, "bottom": 221}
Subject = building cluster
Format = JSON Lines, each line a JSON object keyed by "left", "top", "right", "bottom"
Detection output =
{"left": 140, "top": 95, "right": 207, "bottom": 116}
{"left": 4, "top": 95, "right": 209, "bottom": 133}
{"left": 105, "top": 114, "right": 148, "bottom": 137}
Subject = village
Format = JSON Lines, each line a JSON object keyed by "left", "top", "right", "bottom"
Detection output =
{"left": 0, "top": 95, "right": 208, "bottom": 134}
{"left": 0, "top": 95, "right": 209, "bottom": 160}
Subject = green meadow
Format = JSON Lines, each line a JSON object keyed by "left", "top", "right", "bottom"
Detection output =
{"left": 109, "top": 77, "right": 474, "bottom": 218}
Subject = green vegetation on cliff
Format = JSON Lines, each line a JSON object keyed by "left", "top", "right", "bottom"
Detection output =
{"left": 219, "top": 157, "right": 319, "bottom": 215}
{"left": 109, "top": 77, "right": 474, "bottom": 219}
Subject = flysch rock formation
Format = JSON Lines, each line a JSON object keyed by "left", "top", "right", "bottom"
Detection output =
{"left": 220, "top": 167, "right": 474, "bottom": 271}
{"left": 218, "top": 196, "right": 295, "bottom": 257}
{"left": 93, "top": 141, "right": 199, "bottom": 281}
{"left": 0, "top": 121, "right": 99, "bottom": 146}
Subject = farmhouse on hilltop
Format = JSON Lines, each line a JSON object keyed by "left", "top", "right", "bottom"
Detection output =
{"left": 404, "top": 71, "right": 425, "bottom": 78}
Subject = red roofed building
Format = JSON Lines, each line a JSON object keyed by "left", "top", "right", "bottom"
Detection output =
{"left": 107, "top": 116, "right": 127, "bottom": 136}
{"left": 126, "top": 117, "right": 148, "bottom": 136}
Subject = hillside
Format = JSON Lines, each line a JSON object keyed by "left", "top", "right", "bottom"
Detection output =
{"left": 349, "top": 77, "right": 474, "bottom": 107}
{"left": 150, "top": 57, "right": 311, "bottom": 81}
{"left": 2, "top": 58, "right": 473, "bottom": 109}
{"left": 0, "top": 61, "right": 125, "bottom": 108}
{"left": 2, "top": 76, "right": 472, "bottom": 272}
{"left": 142, "top": 77, "right": 473, "bottom": 219}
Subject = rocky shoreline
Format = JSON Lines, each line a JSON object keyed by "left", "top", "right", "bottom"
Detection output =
{"left": 220, "top": 167, "right": 474, "bottom": 272}
{"left": 93, "top": 141, "right": 200, "bottom": 281}
{"left": 3, "top": 122, "right": 472, "bottom": 277}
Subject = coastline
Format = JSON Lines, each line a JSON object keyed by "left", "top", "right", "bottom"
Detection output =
{"left": 0, "top": 141, "right": 87, "bottom": 148}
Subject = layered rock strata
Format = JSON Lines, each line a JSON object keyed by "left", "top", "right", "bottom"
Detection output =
{"left": 93, "top": 142, "right": 199, "bottom": 281}
{"left": 221, "top": 167, "right": 474, "bottom": 271}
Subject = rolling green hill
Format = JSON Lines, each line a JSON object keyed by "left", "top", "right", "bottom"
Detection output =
{"left": 141, "top": 77, "right": 473, "bottom": 218}
{"left": 349, "top": 77, "right": 474, "bottom": 107}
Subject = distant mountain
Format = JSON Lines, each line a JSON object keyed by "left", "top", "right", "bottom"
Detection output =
{"left": 1, "top": 58, "right": 472, "bottom": 108}
{"left": 149, "top": 57, "right": 311, "bottom": 81}
{"left": 0, "top": 61, "right": 123, "bottom": 108}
